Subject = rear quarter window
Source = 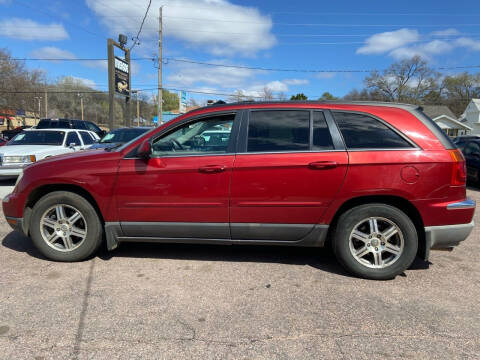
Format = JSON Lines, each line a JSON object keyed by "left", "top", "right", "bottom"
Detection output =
{"left": 333, "top": 111, "right": 414, "bottom": 149}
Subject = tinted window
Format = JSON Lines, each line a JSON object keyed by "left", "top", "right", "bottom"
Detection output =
{"left": 85, "top": 122, "right": 100, "bottom": 132}
{"left": 36, "top": 119, "right": 50, "bottom": 129}
{"left": 100, "top": 128, "right": 149, "bottom": 144}
{"left": 312, "top": 112, "right": 334, "bottom": 150}
{"left": 8, "top": 131, "right": 65, "bottom": 146}
{"left": 334, "top": 112, "right": 413, "bottom": 149}
{"left": 74, "top": 120, "right": 88, "bottom": 130}
{"left": 152, "top": 115, "right": 234, "bottom": 157}
{"left": 463, "top": 142, "right": 480, "bottom": 155}
{"left": 79, "top": 131, "right": 94, "bottom": 145}
{"left": 248, "top": 110, "right": 309, "bottom": 152}
{"left": 66, "top": 132, "right": 81, "bottom": 146}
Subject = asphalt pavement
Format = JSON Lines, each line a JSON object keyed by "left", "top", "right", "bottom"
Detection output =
{"left": 0, "top": 183, "right": 479, "bottom": 359}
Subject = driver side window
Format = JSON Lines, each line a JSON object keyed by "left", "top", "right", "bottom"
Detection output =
{"left": 151, "top": 114, "right": 235, "bottom": 157}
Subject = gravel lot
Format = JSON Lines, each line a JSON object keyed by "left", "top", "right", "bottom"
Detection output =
{"left": 0, "top": 184, "right": 479, "bottom": 359}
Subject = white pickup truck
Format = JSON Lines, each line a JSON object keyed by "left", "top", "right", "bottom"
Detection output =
{"left": 0, "top": 129, "right": 99, "bottom": 179}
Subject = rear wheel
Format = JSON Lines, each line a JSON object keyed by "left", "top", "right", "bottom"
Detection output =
{"left": 30, "top": 191, "right": 103, "bottom": 261}
{"left": 333, "top": 204, "right": 418, "bottom": 280}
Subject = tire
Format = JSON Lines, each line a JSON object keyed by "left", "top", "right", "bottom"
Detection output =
{"left": 333, "top": 204, "right": 418, "bottom": 280}
{"left": 29, "top": 191, "right": 103, "bottom": 261}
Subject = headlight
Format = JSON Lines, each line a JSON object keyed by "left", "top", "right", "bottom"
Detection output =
{"left": 2, "top": 155, "right": 36, "bottom": 164}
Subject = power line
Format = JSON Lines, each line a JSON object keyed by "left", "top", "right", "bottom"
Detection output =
{"left": 7, "top": 56, "right": 480, "bottom": 73}
{"left": 130, "top": 0, "right": 153, "bottom": 50}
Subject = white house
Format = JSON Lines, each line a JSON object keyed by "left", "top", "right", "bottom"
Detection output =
{"left": 421, "top": 105, "right": 472, "bottom": 137}
{"left": 459, "top": 99, "right": 480, "bottom": 135}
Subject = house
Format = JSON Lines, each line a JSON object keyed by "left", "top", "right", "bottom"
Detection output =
{"left": 421, "top": 105, "right": 472, "bottom": 137}
{"left": 459, "top": 99, "right": 480, "bottom": 135}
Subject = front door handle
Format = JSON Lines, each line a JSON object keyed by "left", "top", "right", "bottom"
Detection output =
{"left": 198, "top": 165, "right": 226, "bottom": 174}
{"left": 308, "top": 161, "right": 337, "bottom": 170}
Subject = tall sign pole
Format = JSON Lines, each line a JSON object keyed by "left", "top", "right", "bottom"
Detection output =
{"left": 158, "top": 6, "right": 163, "bottom": 125}
{"left": 107, "top": 36, "right": 131, "bottom": 130}
{"left": 107, "top": 38, "right": 115, "bottom": 131}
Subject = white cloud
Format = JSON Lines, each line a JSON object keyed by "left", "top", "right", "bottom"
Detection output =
{"left": 431, "top": 28, "right": 460, "bottom": 37}
{"left": 86, "top": 0, "right": 276, "bottom": 56}
{"left": 69, "top": 76, "right": 97, "bottom": 89}
{"left": 0, "top": 18, "right": 68, "bottom": 41}
{"left": 30, "top": 47, "right": 75, "bottom": 62}
{"left": 455, "top": 37, "right": 480, "bottom": 51}
{"left": 283, "top": 78, "right": 309, "bottom": 85}
{"left": 389, "top": 40, "right": 453, "bottom": 60}
{"left": 167, "top": 59, "right": 256, "bottom": 88}
{"left": 357, "top": 28, "right": 419, "bottom": 55}
{"left": 316, "top": 72, "right": 336, "bottom": 79}
{"left": 29, "top": 46, "right": 109, "bottom": 71}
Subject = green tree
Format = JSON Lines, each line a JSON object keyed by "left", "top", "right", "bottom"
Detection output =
{"left": 318, "top": 92, "right": 338, "bottom": 101}
{"left": 162, "top": 90, "right": 179, "bottom": 111}
{"left": 290, "top": 93, "right": 308, "bottom": 100}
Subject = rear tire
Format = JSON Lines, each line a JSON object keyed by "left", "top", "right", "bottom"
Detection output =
{"left": 30, "top": 191, "right": 103, "bottom": 261}
{"left": 333, "top": 204, "right": 418, "bottom": 280}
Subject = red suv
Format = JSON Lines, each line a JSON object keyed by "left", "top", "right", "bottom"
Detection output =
{"left": 3, "top": 102, "right": 475, "bottom": 279}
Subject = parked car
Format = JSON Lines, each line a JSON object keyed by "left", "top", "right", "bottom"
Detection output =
{"left": 2, "top": 126, "right": 32, "bottom": 140}
{"left": 90, "top": 127, "right": 151, "bottom": 150}
{"left": 456, "top": 139, "right": 480, "bottom": 184}
{"left": 452, "top": 135, "right": 480, "bottom": 144}
{"left": 36, "top": 118, "right": 106, "bottom": 138}
{"left": 3, "top": 101, "right": 475, "bottom": 280}
{"left": 0, "top": 129, "right": 99, "bottom": 179}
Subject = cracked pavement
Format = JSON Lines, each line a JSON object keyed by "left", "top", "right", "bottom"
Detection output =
{"left": 0, "top": 186, "right": 479, "bottom": 359}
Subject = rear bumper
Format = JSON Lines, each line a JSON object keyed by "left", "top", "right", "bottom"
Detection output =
{"left": 425, "top": 220, "right": 475, "bottom": 250}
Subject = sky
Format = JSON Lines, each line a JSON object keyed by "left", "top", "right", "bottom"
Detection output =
{"left": 1, "top": 0, "right": 480, "bottom": 103}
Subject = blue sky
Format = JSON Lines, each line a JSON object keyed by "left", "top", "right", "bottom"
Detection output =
{"left": 1, "top": 0, "right": 480, "bottom": 102}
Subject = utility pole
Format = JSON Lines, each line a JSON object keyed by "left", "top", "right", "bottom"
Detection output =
{"left": 78, "top": 93, "right": 84, "bottom": 120}
{"left": 107, "top": 38, "right": 115, "bottom": 130}
{"left": 158, "top": 6, "right": 163, "bottom": 125}
{"left": 34, "top": 96, "right": 41, "bottom": 125}
{"left": 136, "top": 90, "right": 140, "bottom": 126}
{"left": 44, "top": 88, "right": 48, "bottom": 118}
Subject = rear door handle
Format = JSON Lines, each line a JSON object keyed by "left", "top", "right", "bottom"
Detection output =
{"left": 308, "top": 161, "right": 337, "bottom": 170}
{"left": 198, "top": 165, "right": 226, "bottom": 173}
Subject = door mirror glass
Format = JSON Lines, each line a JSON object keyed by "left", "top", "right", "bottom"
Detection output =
{"left": 137, "top": 140, "right": 151, "bottom": 158}
{"left": 69, "top": 142, "right": 77, "bottom": 149}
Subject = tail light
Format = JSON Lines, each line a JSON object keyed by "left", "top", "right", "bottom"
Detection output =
{"left": 448, "top": 149, "right": 467, "bottom": 186}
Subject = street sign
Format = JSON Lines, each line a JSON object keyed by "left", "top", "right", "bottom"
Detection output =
{"left": 114, "top": 56, "right": 129, "bottom": 96}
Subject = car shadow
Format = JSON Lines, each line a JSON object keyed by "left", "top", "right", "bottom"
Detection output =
{"left": 2, "top": 232, "right": 431, "bottom": 278}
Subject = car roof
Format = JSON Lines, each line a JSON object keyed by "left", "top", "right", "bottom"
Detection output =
{"left": 24, "top": 128, "right": 90, "bottom": 132}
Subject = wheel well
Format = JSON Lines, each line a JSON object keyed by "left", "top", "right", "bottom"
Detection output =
{"left": 327, "top": 195, "right": 426, "bottom": 259}
{"left": 24, "top": 184, "right": 105, "bottom": 234}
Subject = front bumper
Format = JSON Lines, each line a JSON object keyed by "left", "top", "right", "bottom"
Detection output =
{"left": 0, "top": 166, "right": 23, "bottom": 178}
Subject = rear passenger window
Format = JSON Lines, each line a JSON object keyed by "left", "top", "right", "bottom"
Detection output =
{"left": 333, "top": 112, "right": 413, "bottom": 149}
{"left": 79, "top": 131, "right": 94, "bottom": 145}
{"left": 312, "top": 112, "right": 334, "bottom": 150}
{"left": 248, "top": 110, "right": 309, "bottom": 152}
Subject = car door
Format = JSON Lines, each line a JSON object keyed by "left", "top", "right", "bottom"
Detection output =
{"left": 229, "top": 109, "right": 348, "bottom": 241}
{"left": 65, "top": 131, "right": 83, "bottom": 151}
{"left": 114, "top": 112, "right": 239, "bottom": 239}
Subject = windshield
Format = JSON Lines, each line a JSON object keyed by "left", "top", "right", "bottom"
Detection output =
{"left": 7, "top": 131, "right": 65, "bottom": 146}
{"left": 100, "top": 128, "right": 149, "bottom": 143}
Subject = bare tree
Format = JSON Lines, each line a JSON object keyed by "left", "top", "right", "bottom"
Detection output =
{"left": 228, "top": 89, "right": 246, "bottom": 102}
{"left": 365, "top": 55, "right": 440, "bottom": 103}
{"left": 261, "top": 86, "right": 274, "bottom": 101}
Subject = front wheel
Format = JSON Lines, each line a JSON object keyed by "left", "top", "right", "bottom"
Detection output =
{"left": 30, "top": 191, "right": 103, "bottom": 261}
{"left": 333, "top": 204, "right": 418, "bottom": 280}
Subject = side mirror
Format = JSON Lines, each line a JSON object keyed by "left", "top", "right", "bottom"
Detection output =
{"left": 69, "top": 142, "right": 76, "bottom": 149}
{"left": 100, "top": 130, "right": 107, "bottom": 137}
{"left": 137, "top": 140, "right": 151, "bottom": 158}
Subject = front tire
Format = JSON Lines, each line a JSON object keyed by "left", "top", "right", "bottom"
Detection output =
{"left": 333, "top": 204, "right": 418, "bottom": 280}
{"left": 30, "top": 191, "right": 103, "bottom": 261}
